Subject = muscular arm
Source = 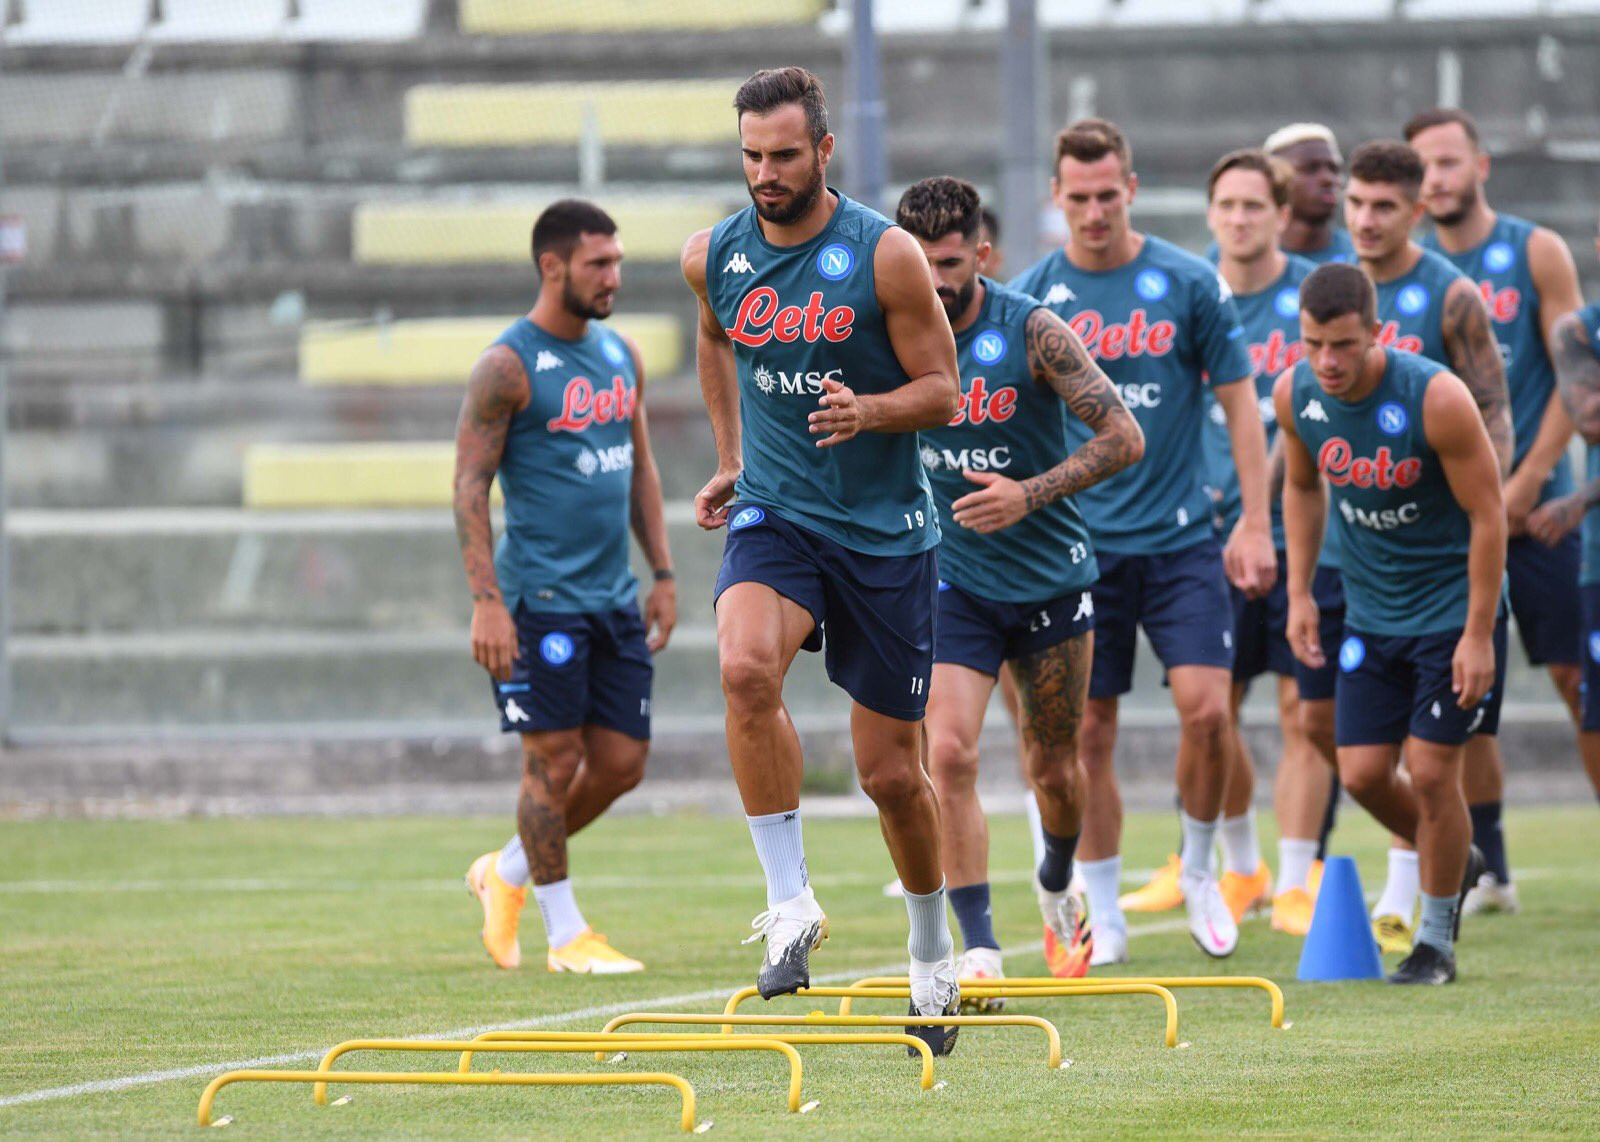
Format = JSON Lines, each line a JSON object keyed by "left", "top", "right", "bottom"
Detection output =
{"left": 1425, "top": 370, "right": 1508, "bottom": 646}
{"left": 452, "top": 344, "right": 528, "bottom": 605}
{"left": 1441, "top": 276, "right": 1513, "bottom": 475}
{"left": 682, "top": 227, "right": 743, "bottom": 528}
{"left": 864, "top": 226, "right": 961, "bottom": 432}
{"left": 625, "top": 339, "right": 672, "bottom": 575}
{"left": 1517, "top": 227, "right": 1584, "bottom": 477}
{"left": 1018, "top": 305, "right": 1145, "bottom": 509}
{"left": 1552, "top": 311, "right": 1600, "bottom": 444}
{"left": 1215, "top": 372, "right": 1277, "bottom": 595}
{"left": 1273, "top": 370, "right": 1327, "bottom": 668}
{"left": 1267, "top": 429, "right": 1287, "bottom": 509}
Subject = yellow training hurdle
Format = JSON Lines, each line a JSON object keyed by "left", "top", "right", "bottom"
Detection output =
{"left": 843, "top": 975, "right": 1288, "bottom": 1030}
{"left": 458, "top": 1029, "right": 937, "bottom": 1091}
{"left": 724, "top": 983, "right": 1180, "bottom": 1049}
{"left": 198, "top": 1068, "right": 697, "bottom": 1131}
{"left": 311, "top": 1037, "right": 801, "bottom": 1112}
{"left": 602, "top": 1010, "right": 1063, "bottom": 1069}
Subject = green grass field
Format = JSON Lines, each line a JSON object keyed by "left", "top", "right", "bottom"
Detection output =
{"left": 1, "top": 805, "right": 1596, "bottom": 1138}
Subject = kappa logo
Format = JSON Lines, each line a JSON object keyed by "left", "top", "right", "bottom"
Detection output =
{"left": 504, "top": 698, "right": 530, "bottom": 723}
{"left": 1301, "top": 398, "right": 1329, "bottom": 423}
{"left": 1431, "top": 700, "right": 1443, "bottom": 720}
{"left": 1041, "top": 283, "right": 1076, "bottom": 306}
{"left": 1073, "top": 593, "right": 1094, "bottom": 622}
{"left": 724, "top": 251, "right": 755, "bottom": 274}
{"left": 534, "top": 350, "right": 563, "bottom": 372}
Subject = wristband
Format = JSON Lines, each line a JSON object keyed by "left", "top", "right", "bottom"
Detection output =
{"left": 654, "top": 568, "right": 676, "bottom": 582}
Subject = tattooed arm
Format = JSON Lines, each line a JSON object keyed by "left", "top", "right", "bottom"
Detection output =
{"left": 1552, "top": 310, "right": 1600, "bottom": 445}
{"left": 453, "top": 344, "right": 530, "bottom": 682}
{"left": 1441, "top": 276, "right": 1513, "bottom": 476}
{"left": 949, "top": 305, "right": 1143, "bottom": 535}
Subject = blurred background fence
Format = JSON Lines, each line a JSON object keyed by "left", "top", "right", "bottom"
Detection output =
{"left": 1, "top": 0, "right": 1597, "bottom": 754}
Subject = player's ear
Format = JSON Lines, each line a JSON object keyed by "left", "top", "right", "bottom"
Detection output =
{"left": 1125, "top": 171, "right": 1138, "bottom": 204}
{"left": 816, "top": 133, "right": 835, "bottom": 165}
{"left": 1476, "top": 149, "right": 1490, "bottom": 185}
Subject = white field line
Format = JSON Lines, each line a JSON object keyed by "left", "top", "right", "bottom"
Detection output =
{"left": 0, "top": 916, "right": 1204, "bottom": 1111}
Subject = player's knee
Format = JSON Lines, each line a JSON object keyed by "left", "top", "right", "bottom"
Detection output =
{"left": 858, "top": 760, "right": 925, "bottom": 809}
{"left": 1299, "top": 701, "right": 1336, "bottom": 757}
{"left": 720, "top": 651, "right": 784, "bottom": 717}
{"left": 1406, "top": 755, "right": 1459, "bottom": 805}
{"left": 1177, "top": 695, "right": 1230, "bottom": 745}
{"left": 1338, "top": 760, "right": 1385, "bottom": 804}
{"left": 523, "top": 736, "right": 583, "bottom": 788}
{"left": 600, "top": 746, "right": 648, "bottom": 795}
{"left": 1030, "top": 754, "right": 1082, "bottom": 807}
{"left": 927, "top": 731, "right": 980, "bottom": 790}
{"left": 1551, "top": 664, "right": 1582, "bottom": 711}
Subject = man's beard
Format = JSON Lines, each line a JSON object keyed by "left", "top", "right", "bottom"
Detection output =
{"left": 1430, "top": 184, "right": 1478, "bottom": 228}
{"left": 748, "top": 159, "right": 825, "bottom": 225}
{"left": 937, "top": 276, "right": 976, "bottom": 323}
{"left": 562, "top": 278, "right": 611, "bottom": 321}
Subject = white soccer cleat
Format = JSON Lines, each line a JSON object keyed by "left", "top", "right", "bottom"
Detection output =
{"left": 1087, "top": 921, "right": 1130, "bottom": 967}
{"left": 1461, "top": 873, "right": 1520, "bottom": 916}
{"left": 908, "top": 951, "right": 961, "bottom": 1056}
{"left": 1183, "top": 873, "right": 1239, "bottom": 958}
{"left": 744, "top": 887, "right": 829, "bottom": 999}
{"left": 955, "top": 945, "right": 1005, "bottom": 1013}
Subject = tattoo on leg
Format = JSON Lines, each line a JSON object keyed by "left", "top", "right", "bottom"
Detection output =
{"left": 519, "top": 748, "right": 569, "bottom": 884}
{"left": 1011, "top": 633, "right": 1091, "bottom": 751}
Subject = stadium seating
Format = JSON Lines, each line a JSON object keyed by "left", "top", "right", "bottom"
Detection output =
{"left": 299, "top": 314, "right": 683, "bottom": 386}
{"left": 352, "top": 199, "right": 726, "bottom": 265}
{"left": 405, "top": 82, "right": 736, "bottom": 148}
{"left": 2, "top": 0, "right": 150, "bottom": 44}
{"left": 458, "top": 0, "right": 826, "bottom": 35}
{"left": 243, "top": 441, "right": 467, "bottom": 509}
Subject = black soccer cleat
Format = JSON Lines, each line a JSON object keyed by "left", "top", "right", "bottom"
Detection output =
{"left": 1387, "top": 940, "right": 1456, "bottom": 985}
{"left": 745, "top": 890, "right": 830, "bottom": 1000}
{"left": 907, "top": 953, "right": 961, "bottom": 1057}
{"left": 907, "top": 997, "right": 961, "bottom": 1058}
{"left": 1454, "top": 845, "right": 1487, "bottom": 941}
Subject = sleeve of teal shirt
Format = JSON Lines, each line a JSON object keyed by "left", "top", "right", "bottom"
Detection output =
{"left": 1194, "top": 270, "right": 1253, "bottom": 387}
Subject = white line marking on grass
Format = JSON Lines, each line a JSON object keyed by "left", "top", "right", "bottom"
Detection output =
{"left": 0, "top": 917, "right": 1194, "bottom": 1110}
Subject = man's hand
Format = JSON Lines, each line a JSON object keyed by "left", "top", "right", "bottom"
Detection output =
{"left": 694, "top": 468, "right": 740, "bottom": 529}
{"left": 1502, "top": 465, "right": 1544, "bottom": 536}
{"left": 951, "top": 470, "right": 1029, "bottom": 533}
{"left": 809, "top": 377, "right": 866, "bottom": 447}
{"left": 1224, "top": 518, "right": 1277, "bottom": 598}
{"left": 471, "top": 598, "right": 518, "bottom": 682}
{"left": 1452, "top": 629, "right": 1496, "bottom": 710}
{"left": 1527, "top": 491, "right": 1586, "bottom": 547}
{"left": 644, "top": 579, "right": 677, "bottom": 653}
{"left": 1286, "top": 592, "right": 1324, "bottom": 670}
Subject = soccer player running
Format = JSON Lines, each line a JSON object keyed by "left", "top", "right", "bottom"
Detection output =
{"left": 1530, "top": 227, "right": 1600, "bottom": 802}
{"left": 1278, "top": 263, "right": 1503, "bottom": 985}
{"left": 1344, "top": 139, "right": 1513, "bottom": 955}
{"left": 455, "top": 200, "right": 677, "bottom": 974}
{"left": 1011, "top": 119, "right": 1276, "bottom": 965}
{"left": 1199, "top": 149, "right": 1339, "bottom": 936}
{"left": 896, "top": 177, "right": 1144, "bottom": 990}
{"left": 681, "top": 68, "right": 965, "bottom": 1051}
{"left": 1406, "top": 107, "right": 1586, "bottom": 914}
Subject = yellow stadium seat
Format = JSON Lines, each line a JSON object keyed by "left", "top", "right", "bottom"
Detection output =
{"left": 243, "top": 441, "right": 473, "bottom": 509}
{"left": 407, "top": 81, "right": 735, "bottom": 148}
{"left": 459, "top": 0, "right": 824, "bottom": 34}
{"left": 352, "top": 200, "right": 722, "bottom": 265}
{"left": 299, "top": 314, "right": 682, "bottom": 385}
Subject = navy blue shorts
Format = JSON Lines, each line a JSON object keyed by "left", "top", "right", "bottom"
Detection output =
{"left": 714, "top": 503, "right": 937, "bottom": 721}
{"left": 1580, "top": 584, "right": 1600, "bottom": 732}
{"left": 934, "top": 580, "right": 1095, "bottom": 677}
{"left": 1089, "top": 540, "right": 1234, "bottom": 700}
{"left": 490, "top": 603, "right": 653, "bottom": 739}
{"left": 1230, "top": 553, "right": 1345, "bottom": 702}
{"left": 1506, "top": 532, "right": 1581, "bottom": 666}
{"left": 1334, "top": 615, "right": 1509, "bottom": 747}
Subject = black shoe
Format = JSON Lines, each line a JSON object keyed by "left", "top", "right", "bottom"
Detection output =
{"left": 1387, "top": 941, "right": 1456, "bottom": 985}
{"left": 1454, "top": 845, "right": 1486, "bottom": 941}
{"left": 907, "top": 997, "right": 961, "bottom": 1057}
{"left": 747, "top": 896, "right": 829, "bottom": 1000}
{"left": 906, "top": 954, "right": 961, "bottom": 1057}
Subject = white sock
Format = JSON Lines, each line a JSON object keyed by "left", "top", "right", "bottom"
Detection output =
{"left": 1372, "top": 848, "right": 1420, "bottom": 922}
{"left": 1277, "top": 838, "right": 1318, "bottom": 893}
{"left": 1179, "top": 812, "right": 1219, "bottom": 882}
{"left": 748, "top": 809, "right": 809, "bottom": 907}
{"left": 1079, "top": 855, "right": 1125, "bottom": 934}
{"left": 532, "top": 878, "right": 587, "bottom": 949}
{"left": 1025, "top": 789, "right": 1047, "bottom": 870}
{"left": 903, "top": 880, "right": 954, "bottom": 963}
{"left": 496, "top": 835, "right": 531, "bottom": 887}
{"left": 1219, "top": 809, "right": 1261, "bottom": 877}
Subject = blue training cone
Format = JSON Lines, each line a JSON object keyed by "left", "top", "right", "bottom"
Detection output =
{"left": 1297, "top": 854, "right": 1383, "bottom": 981}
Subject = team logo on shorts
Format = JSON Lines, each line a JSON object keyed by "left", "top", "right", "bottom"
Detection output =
{"left": 972, "top": 330, "right": 1007, "bottom": 365}
{"left": 1396, "top": 284, "right": 1429, "bottom": 316}
{"left": 1134, "top": 269, "right": 1170, "bottom": 302}
{"left": 938, "top": 579, "right": 951, "bottom": 592}
{"left": 1338, "top": 635, "right": 1366, "bottom": 672}
{"left": 1274, "top": 288, "right": 1300, "bottom": 319}
{"left": 817, "top": 244, "right": 854, "bottom": 281}
{"left": 730, "top": 506, "right": 765, "bottom": 530}
{"left": 1588, "top": 632, "right": 1600, "bottom": 663}
{"left": 601, "top": 336, "right": 627, "bottom": 366}
{"left": 1483, "top": 241, "right": 1515, "bottom": 274}
{"left": 1376, "top": 401, "right": 1409, "bottom": 436}
{"left": 540, "top": 632, "right": 575, "bottom": 666}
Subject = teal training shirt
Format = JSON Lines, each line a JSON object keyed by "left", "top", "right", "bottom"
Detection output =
{"left": 1289, "top": 348, "right": 1476, "bottom": 636}
{"left": 1424, "top": 213, "right": 1572, "bottom": 503}
{"left": 919, "top": 278, "right": 1098, "bottom": 603}
{"left": 490, "top": 318, "right": 639, "bottom": 614}
{"left": 705, "top": 191, "right": 938, "bottom": 556}
{"left": 1577, "top": 302, "right": 1600, "bottom": 586}
{"left": 1373, "top": 246, "right": 1469, "bottom": 367}
{"left": 1010, "top": 235, "right": 1252, "bottom": 554}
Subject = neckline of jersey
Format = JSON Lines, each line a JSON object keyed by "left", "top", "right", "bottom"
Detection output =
{"left": 514, "top": 316, "right": 600, "bottom": 348}
{"left": 745, "top": 187, "right": 850, "bottom": 256}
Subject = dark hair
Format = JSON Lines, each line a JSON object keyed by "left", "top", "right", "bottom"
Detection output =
{"left": 531, "top": 199, "right": 616, "bottom": 264}
{"left": 978, "top": 205, "right": 1000, "bottom": 244}
{"left": 1300, "top": 263, "right": 1376, "bottom": 326}
{"left": 895, "top": 176, "right": 982, "bottom": 243}
{"left": 734, "top": 67, "right": 829, "bottom": 147}
{"left": 1055, "top": 117, "right": 1132, "bottom": 175}
{"left": 1403, "top": 107, "right": 1481, "bottom": 148}
{"left": 1207, "top": 148, "right": 1291, "bottom": 208}
{"left": 1347, "top": 140, "right": 1425, "bottom": 199}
